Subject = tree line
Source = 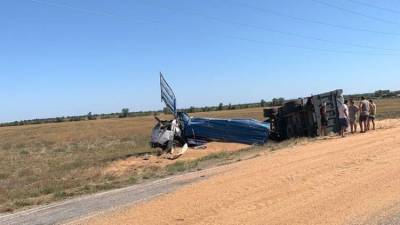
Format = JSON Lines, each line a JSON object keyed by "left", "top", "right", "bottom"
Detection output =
{"left": 1, "top": 89, "right": 399, "bottom": 127}
{"left": 0, "top": 109, "right": 162, "bottom": 127}
{"left": 180, "top": 97, "right": 285, "bottom": 114}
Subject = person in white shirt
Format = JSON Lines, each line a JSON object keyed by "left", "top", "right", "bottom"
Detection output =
{"left": 338, "top": 99, "right": 349, "bottom": 137}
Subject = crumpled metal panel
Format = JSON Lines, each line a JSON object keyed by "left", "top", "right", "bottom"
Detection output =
{"left": 151, "top": 123, "right": 174, "bottom": 146}
{"left": 178, "top": 112, "right": 269, "bottom": 145}
{"left": 160, "top": 73, "right": 177, "bottom": 116}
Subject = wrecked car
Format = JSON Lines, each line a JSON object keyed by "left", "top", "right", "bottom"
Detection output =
{"left": 177, "top": 112, "right": 269, "bottom": 145}
{"left": 150, "top": 73, "right": 270, "bottom": 157}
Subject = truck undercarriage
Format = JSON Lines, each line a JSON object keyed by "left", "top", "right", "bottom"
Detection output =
{"left": 264, "top": 90, "right": 344, "bottom": 141}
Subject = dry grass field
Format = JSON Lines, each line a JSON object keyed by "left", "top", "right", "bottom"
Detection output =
{"left": 0, "top": 98, "right": 399, "bottom": 212}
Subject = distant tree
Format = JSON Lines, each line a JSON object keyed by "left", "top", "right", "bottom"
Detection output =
{"left": 188, "top": 106, "right": 195, "bottom": 113}
{"left": 87, "top": 112, "right": 93, "bottom": 120}
{"left": 87, "top": 112, "right": 97, "bottom": 120}
{"left": 272, "top": 97, "right": 285, "bottom": 106}
{"left": 260, "top": 99, "right": 266, "bottom": 107}
{"left": 272, "top": 98, "right": 278, "bottom": 106}
{"left": 374, "top": 90, "right": 391, "bottom": 97}
{"left": 120, "top": 108, "right": 129, "bottom": 118}
{"left": 218, "top": 103, "right": 224, "bottom": 111}
{"left": 278, "top": 97, "right": 285, "bottom": 105}
{"left": 163, "top": 107, "right": 170, "bottom": 115}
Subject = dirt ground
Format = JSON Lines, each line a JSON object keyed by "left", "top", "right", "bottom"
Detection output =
{"left": 104, "top": 142, "right": 250, "bottom": 175}
{"left": 76, "top": 119, "right": 400, "bottom": 225}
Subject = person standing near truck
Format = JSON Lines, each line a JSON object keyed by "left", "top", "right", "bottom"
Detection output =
{"left": 368, "top": 99, "right": 376, "bottom": 130}
{"left": 348, "top": 99, "right": 359, "bottom": 133}
{"left": 320, "top": 103, "right": 328, "bottom": 136}
{"left": 359, "top": 96, "right": 370, "bottom": 133}
{"left": 338, "top": 100, "right": 349, "bottom": 137}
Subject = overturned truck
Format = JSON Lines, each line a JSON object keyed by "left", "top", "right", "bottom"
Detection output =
{"left": 150, "top": 73, "right": 270, "bottom": 156}
{"left": 264, "top": 90, "right": 344, "bottom": 141}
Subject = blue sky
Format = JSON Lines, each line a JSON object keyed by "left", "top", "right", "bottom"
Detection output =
{"left": 1, "top": 0, "right": 400, "bottom": 122}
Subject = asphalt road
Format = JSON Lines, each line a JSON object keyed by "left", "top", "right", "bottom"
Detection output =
{"left": 370, "top": 205, "right": 400, "bottom": 225}
{"left": 0, "top": 165, "right": 234, "bottom": 225}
